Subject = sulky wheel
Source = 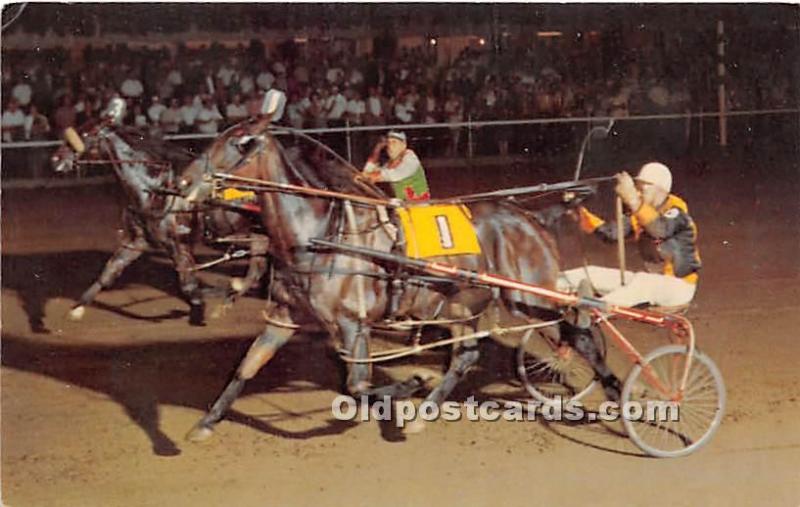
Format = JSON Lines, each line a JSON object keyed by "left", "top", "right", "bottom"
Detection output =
{"left": 621, "top": 344, "right": 726, "bottom": 458}
{"left": 517, "top": 327, "right": 599, "bottom": 405}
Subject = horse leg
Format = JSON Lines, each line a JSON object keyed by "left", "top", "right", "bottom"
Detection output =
{"left": 560, "top": 321, "right": 621, "bottom": 401}
{"left": 167, "top": 241, "right": 206, "bottom": 326}
{"left": 405, "top": 303, "right": 480, "bottom": 434}
{"left": 67, "top": 232, "right": 148, "bottom": 321}
{"left": 340, "top": 318, "right": 426, "bottom": 401}
{"left": 186, "top": 305, "right": 295, "bottom": 442}
{"left": 557, "top": 279, "right": 620, "bottom": 400}
{"left": 211, "top": 235, "right": 270, "bottom": 319}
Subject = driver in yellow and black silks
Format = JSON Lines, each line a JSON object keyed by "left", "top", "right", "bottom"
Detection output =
{"left": 362, "top": 130, "right": 431, "bottom": 202}
{"left": 561, "top": 162, "right": 701, "bottom": 308}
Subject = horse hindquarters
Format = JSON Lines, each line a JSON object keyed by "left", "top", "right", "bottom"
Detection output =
{"left": 474, "top": 205, "right": 561, "bottom": 317}
{"left": 477, "top": 207, "right": 621, "bottom": 401}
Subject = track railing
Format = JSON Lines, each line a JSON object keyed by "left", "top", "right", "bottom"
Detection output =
{"left": 2, "top": 107, "right": 797, "bottom": 186}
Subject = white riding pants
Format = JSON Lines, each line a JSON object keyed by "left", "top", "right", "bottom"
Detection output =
{"left": 557, "top": 266, "right": 696, "bottom": 308}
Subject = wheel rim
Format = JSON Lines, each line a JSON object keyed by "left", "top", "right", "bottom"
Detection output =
{"left": 517, "top": 328, "right": 598, "bottom": 404}
{"left": 622, "top": 345, "right": 726, "bottom": 458}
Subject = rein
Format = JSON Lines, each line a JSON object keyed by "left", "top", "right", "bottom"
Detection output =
{"left": 73, "top": 158, "right": 173, "bottom": 171}
{"left": 213, "top": 172, "right": 395, "bottom": 207}
{"left": 269, "top": 126, "right": 385, "bottom": 198}
{"left": 213, "top": 171, "right": 611, "bottom": 210}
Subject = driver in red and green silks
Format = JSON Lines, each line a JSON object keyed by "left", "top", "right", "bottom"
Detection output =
{"left": 362, "top": 130, "right": 431, "bottom": 201}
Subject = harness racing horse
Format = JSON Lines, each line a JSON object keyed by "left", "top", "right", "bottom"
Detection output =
{"left": 174, "top": 115, "right": 277, "bottom": 317}
{"left": 50, "top": 113, "right": 268, "bottom": 326}
{"left": 187, "top": 129, "right": 617, "bottom": 440}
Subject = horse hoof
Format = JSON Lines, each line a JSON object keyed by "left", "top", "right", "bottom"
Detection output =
{"left": 67, "top": 306, "right": 85, "bottom": 321}
{"left": 209, "top": 304, "right": 230, "bottom": 320}
{"left": 230, "top": 277, "right": 245, "bottom": 293}
{"left": 186, "top": 424, "right": 214, "bottom": 443}
{"left": 410, "top": 368, "right": 443, "bottom": 386}
{"left": 404, "top": 418, "right": 427, "bottom": 435}
{"left": 189, "top": 304, "right": 206, "bottom": 326}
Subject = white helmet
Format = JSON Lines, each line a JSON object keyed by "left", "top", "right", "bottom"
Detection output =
{"left": 637, "top": 162, "right": 672, "bottom": 193}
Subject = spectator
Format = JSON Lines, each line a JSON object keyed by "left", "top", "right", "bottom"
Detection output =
{"left": 160, "top": 98, "right": 182, "bottom": 134}
{"left": 120, "top": 72, "right": 144, "bottom": 99}
{"left": 73, "top": 93, "right": 92, "bottom": 124}
{"left": 166, "top": 64, "right": 183, "bottom": 92}
{"left": 195, "top": 95, "right": 223, "bottom": 134}
{"left": 217, "top": 62, "right": 237, "bottom": 89}
{"left": 326, "top": 85, "right": 348, "bottom": 126}
{"left": 239, "top": 72, "right": 255, "bottom": 96}
{"left": 2, "top": 100, "right": 26, "bottom": 141}
{"left": 179, "top": 95, "right": 198, "bottom": 133}
{"left": 131, "top": 103, "right": 149, "bottom": 128}
{"left": 365, "top": 86, "right": 386, "bottom": 126}
{"left": 394, "top": 91, "right": 415, "bottom": 124}
{"left": 225, "top": 93, "right": 248, "bottom": 125}
{"left": 285, "top": 92, "right": 305, "bottom": 129}
{"left": 293, "top": 62, "right": 309, "bottom": 86}
{"left": 2, "top": 25, "right": 795, "bottom": 146}
{"left": 11, "top": 77, "right": 33, "bottom": 107}
{"left": 347, "top": 65, "right": 364, "bottom": 89}
{"left": 147, "top": 96, "right": 167, "bottom": 124}
{"left": 443, "top": 92, "right": 464, "bottom": 156}
{"left": 325, "top": 62, "right": 344, "bottom": 86}
{"left": 256, "top": 66, "right": 275, "bottom": 91}
{"left": 24, "top": 104, "right": 51, "bottom": 140}
{"left": 306, "top": 90, "right": 327, "bottom": 128}
{"left": 345, "top": 88, "right": 366, "bottom": 126}
{"left": 246, "top": 91, "right": 263, "bottom": 118}
{"left": 420, "top": 88, "right": 438, "bottom": 124}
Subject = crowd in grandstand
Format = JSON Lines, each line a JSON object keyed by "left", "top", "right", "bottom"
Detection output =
{"left": 2, "top": 29, "right": 797, "bottom": 144}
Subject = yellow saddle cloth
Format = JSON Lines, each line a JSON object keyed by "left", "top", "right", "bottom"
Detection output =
{"left": 395, "top": 204, "right": 481, "bottom": 259}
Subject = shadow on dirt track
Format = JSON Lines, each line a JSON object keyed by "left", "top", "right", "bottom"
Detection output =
{"left": 1, "top": 325, "right": 543, "bottom": 457}
{"left": 1, "top": 250, "right": 253, "bottom": 334}
{"left": 1, "top": 331, "right": 366, "bottom": 456}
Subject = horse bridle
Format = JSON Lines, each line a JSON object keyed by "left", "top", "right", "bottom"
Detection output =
{"left": 71, "top": 126, "right": 174, "bottom": 173}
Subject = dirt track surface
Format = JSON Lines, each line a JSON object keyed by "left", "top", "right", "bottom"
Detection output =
{"left": 2, "top": 154, "right": 800, "bottom": 506}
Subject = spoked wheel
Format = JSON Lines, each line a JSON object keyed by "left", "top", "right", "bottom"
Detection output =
{"left": 516, "top": 327, "right": 600, "bottom": 404}
{"left": 622, "top": 345, "right": 726, "bottom": 458}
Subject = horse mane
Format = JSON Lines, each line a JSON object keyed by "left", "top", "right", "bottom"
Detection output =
{"left": 270, "top": 132, "right": 386, "bottom": 199}
{"left": 114, "top": 127, "right": 195, "bottom": 169}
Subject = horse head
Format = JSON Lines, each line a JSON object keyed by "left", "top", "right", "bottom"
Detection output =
{"left": 51, "top": 97, "right": 129, "bottom": 175}
{"left": 176, "top": 114, "right": 276, "bottom": 202}
{"left": 515, "top": 183, "right": 597, "bottom": 231}
{"left": 51, "top": 119, "right": 111, "bottom": 175}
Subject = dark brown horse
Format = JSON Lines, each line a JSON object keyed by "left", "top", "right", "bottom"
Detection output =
{"left": 187, "top": 129, "right": 617, "bottom": 440}
{"left": 174, "top": 115, "right": 277, "bottom": 317}
{"left": 50, "top": 113, "right": 271, "bottom": 326}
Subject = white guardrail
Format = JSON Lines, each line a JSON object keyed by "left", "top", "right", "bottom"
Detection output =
{"left": 1, "top": 108, "right": 798, "bottom": 188}
{"left": 1, "top": 108, "right": 798, "bottom": 149}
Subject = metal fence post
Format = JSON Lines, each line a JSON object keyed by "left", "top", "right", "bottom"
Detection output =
{"left": 467, "top": 114, "right": 473, "bottom": 159}
{"left": 717, "top": 20, "right": 728, "bottom": 147}
{"left": 345, "top": 119, "right": 353, "bottom": 163}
